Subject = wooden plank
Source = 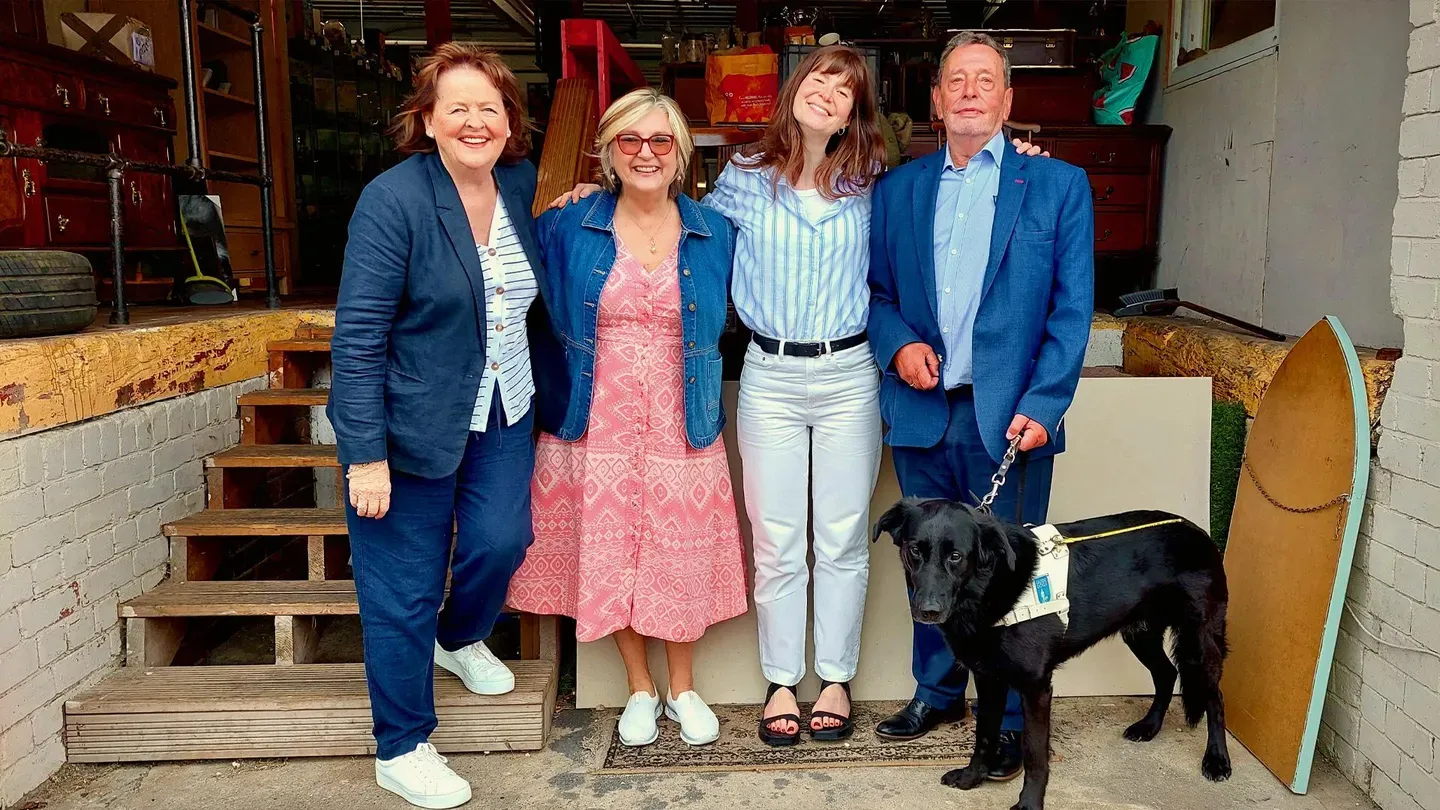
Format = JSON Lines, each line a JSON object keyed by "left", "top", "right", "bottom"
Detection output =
{"left": 67, "top": 662, "right": 554, "bottom": 713}
{"left": 274, "top": 615, "right": 320, "bottom": 665}
{"left": 121, "top": 580, "right": 360, "bottom": 618}
{"left": 519, "top": 613, "right": 539, "bottom": 660}
{"left": 239, "top": 388, "right": 330, "bottom": 406}
{"left": 171, "top": 537, "right": 223, "bottom": 583}
{"left": 533, "top": 77, "right": 597, "bottom": 218}
{"left": 207, "top": 445, "right": 339, "bottom": 468}
{"left": 538, "top": 614, "right": 560, "bottom": 665}
{"left": 267, "top": 339, "right": 332, "bottom": 352}
{"left": 0, "top": 309, "right": 335, "bottom": 437}
{"left": 125, "top": 617, "right": 185, "bottom": 667}
{"left": 163, "top": 508, "right": 347, "bottom": 537}
{"left": 306, "top": 536, "right": 326, "bottom": 581}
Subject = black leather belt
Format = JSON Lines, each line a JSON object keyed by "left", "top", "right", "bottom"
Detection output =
{"left": 751, "top": 332, "right": 867, "bottom": 358}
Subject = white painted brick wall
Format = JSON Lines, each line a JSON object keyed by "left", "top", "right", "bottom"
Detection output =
{"left": 0, "top": 377, "right": 262, "bottom": 805}
{"left": 1320, "top": 12, "right": 1440, "bottom": 810}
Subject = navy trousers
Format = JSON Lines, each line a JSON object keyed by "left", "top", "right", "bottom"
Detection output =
{"left": 347, "top": 406, "right": 535, "bottom": 760}
{"left": 891, "top": 388, "right": 1053, "bottom": 732}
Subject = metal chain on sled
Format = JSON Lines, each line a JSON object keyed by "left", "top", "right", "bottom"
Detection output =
{"left": 977, "top": 435, "right": 1025, "bottom": 514}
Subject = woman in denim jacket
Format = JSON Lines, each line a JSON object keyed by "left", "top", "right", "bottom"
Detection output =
{"left": 506, "top": 89, "right": 745, "bottom": 748}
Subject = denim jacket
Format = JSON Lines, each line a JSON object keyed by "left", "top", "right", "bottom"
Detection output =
{"left": 537, "top": 190, "right": 736, "bottom": 448}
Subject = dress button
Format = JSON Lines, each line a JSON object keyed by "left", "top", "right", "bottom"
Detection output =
{"left": 495, "top": 286, "right": 505, "bottom": 295}
{"left": 687, "top": 302, "right": 696, "bottom": 311}
{"left": 488, "top": 248, "right": 497, "bottom": 256}
{"left": 496, "top": 323, "right": 505, "bottom": 332}
{"left": 490, "top": 362, "right": 500, "bottom": 370}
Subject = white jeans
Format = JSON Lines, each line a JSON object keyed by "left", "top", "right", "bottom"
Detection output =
{"left": 737, "top": 340, "right": 882, "bottom": 686}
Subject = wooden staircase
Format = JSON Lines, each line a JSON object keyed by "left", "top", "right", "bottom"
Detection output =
{"left": 64, "top": 327, "right": 559, "bottom": 763}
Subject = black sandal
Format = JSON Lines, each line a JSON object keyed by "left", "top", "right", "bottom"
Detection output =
{"left": 808, "top": 681, "right": 855, "bottom": 741}
{"left": 758, "top": 682, "right": 802, "bottom": 747}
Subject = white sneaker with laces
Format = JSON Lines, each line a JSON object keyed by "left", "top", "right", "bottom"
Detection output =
{"left": 617, "top": 690, "right": 663, "bottom": 746}
{"left": 665, "top": 690, "right": 720, "bottom": 745}
{"left": 375, "top": 743, "right": 472, "bottom": 809}
{"left": 434, "top": 640, "right": 515, "bottom": 695}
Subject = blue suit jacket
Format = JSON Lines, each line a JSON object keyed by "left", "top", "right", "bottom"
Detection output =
{"left": 868, "top": 148, "right": 1094, "bottom": 462}
{"left": 327, "top": 152, "right": 569, "bottom": 478}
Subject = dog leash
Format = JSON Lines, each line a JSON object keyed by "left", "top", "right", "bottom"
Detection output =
{"left": 976, "top": 434, "right": 1024, "bottom": 515}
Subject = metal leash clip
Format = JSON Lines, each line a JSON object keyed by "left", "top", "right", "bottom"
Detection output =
{"left": 977, "top": 434, "right": 1024, "bottom": 515}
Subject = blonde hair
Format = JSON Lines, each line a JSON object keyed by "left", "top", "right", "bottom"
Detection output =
{"left": 595, "top": 88, "right": 694, "bottom": 199}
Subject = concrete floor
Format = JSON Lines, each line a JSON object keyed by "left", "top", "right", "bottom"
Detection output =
{"left": 21, "top": 699, "right": 1375, "bottom": 810}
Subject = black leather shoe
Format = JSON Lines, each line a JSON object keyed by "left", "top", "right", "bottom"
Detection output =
{"left": 987, "top": 729, "right": 1024, "bottom": 781}
{"left": 875, "top": 698, "right": 968, "bottom": 741}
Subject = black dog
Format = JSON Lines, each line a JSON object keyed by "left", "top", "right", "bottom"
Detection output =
{"left": 874, "top": 498, "right": 1232, "bottom": 810}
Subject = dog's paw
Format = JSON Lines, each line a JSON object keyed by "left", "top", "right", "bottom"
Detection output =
{"left": 1202, "top": 750, "right": 1232, "bottom": 782}
{"left": 1009, "top": 799, "right": 1044, "bottom": 810}
{"left": 941, "top": 766, "right": 988, "bottom": 791}
{"left": 1123, "top": 716, "right": 1163, "bottom": 742}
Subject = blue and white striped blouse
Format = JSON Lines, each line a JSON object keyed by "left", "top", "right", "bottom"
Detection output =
{"left": 470, "top": 193, "right": 538, "bottom": 432}
{"left": 702, "top": 159, "right": 872, "bottom": 342}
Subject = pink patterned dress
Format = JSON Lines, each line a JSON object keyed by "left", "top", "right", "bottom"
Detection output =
{"left": 507, "top": 238, "right": 748, "bottom": 643}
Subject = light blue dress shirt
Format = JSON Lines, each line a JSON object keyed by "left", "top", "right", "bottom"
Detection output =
{"left": 933, "top": 131, "right": 1005, "bottom": 388}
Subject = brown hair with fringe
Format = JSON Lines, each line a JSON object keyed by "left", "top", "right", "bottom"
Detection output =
{"left": 739, "top": 44, "right": 886, "bottom": 200}
{"left": 389, "top": 42, "right": 532, "bottom": 162}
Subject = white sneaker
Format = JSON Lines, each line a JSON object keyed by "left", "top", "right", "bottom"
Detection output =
{"left": 375, "top": 743, "right": 472, "bottom": 809}
{"left": 665, "top": 690, "right": 720, "bottom": 745}
{"left": 434, "top": 640, "right": 515, "bottom": 695}
{"left": 617, "top": 690, "right": 663, "bottom": 746}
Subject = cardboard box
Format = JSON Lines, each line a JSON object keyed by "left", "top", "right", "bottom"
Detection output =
{"left": 705, "top": 48, "right": 779, "bottom": 125}
{"left": 59, "top": 12, "right": 156, "bottom": 71}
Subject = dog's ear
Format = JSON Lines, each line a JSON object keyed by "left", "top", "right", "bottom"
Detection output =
{"left": 975, "top": 516, "right": 1018, "bottom": 572}
{"left": 873, "top": 497, "right": 925, "bottom": 546}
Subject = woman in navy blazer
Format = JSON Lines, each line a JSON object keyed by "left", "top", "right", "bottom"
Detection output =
{"left": 326, "top": 44, "right": 566, "bottom": 810}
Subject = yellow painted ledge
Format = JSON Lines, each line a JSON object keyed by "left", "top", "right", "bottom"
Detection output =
{"left": 0, "top": 309, "right": 335, "bottom": 437}
{"left": 1121, "top": 316, "right": 1394, "bottom": 425}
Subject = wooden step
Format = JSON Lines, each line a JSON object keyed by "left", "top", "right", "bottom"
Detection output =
{"left": 239, "top": 388, "right": 329, "bottom": 407}
{"left": 122, "top": 580, "right": 359, "bottom": 618}
{"left": 64, "top": 661, "right": 556, "bottom": 762}
{"left": 208, "top": 445, "right": 339, "bottom": 468}
{"left": 164, "top": 508, "right": 347, "bottom": 537}
{"left": 267, "top": 338, "right": 331, "bottom": 352}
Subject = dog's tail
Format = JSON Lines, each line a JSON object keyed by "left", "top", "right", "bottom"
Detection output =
{"left": 1176, "top": 575, "right": 1229, "bottom": 727}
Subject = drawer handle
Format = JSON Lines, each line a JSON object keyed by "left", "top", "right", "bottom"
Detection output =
{"left": 1094, "top": 185, "right": 1115, "bottom": 202}
{"left": 131, "top": 181, "right": 143, "bottom": 205}
{"left": 56, "top": 214, "right": 69, "bottom": 233}
{"left": 55, "top": 85, "right": 71, "bottom": 108}
{"left": 22, "top": 168, "right": 35, "bottom": 197}
{"left": 153, "top": 107, "right": 167, "bottom": 127}
{"left": 1091, "top": 151, "right": 1117, "bottom": 165}
{"left": 97, "top": 93, "right": 111, "bottom": 116}
{"left": 1096, "top": 228, "right": 1113, "bottom": 243}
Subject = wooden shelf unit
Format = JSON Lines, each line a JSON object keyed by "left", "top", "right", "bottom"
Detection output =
{"left": 94, "top": 0, "right": 298, "bottom": 295}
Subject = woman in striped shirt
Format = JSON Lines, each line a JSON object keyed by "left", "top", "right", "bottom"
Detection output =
{"left": 554, "top": 45, "right": 1040, "bottom": 746}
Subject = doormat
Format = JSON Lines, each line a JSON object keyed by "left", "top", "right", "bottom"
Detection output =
{"left": 595, "top": 700, "right": 975, "bottom": 774}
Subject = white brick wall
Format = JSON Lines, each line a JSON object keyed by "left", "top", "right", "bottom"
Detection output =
{"left": 1320, "top": 7, "right": 1440, "bottom": 808}
{"left": 0, "top": 378, "right": 262, "bottom": 806}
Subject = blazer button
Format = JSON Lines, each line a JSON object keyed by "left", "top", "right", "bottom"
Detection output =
{"left": 687, "top": 302, "right": 696, "bottom": 311}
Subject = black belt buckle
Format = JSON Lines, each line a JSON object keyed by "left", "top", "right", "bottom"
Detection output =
{"left": 752, "top": 332, "right": 865, "bottom": 358}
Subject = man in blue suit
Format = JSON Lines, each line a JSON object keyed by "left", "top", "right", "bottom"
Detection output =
{"left": 868, "top": 31, "right": 1094, "bottom": 778}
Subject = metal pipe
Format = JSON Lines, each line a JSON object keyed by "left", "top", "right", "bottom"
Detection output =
{"left": 251, "top": 18, "right": 280, "bottom": 308}
{"left": 106, "top": 168, "right": 130, "bottom": 326}
{"left": 177, "top": 0, "right": 204, "bottom": 169}
{"left": 0, "top": 140, "right": 263, "bottom": 185}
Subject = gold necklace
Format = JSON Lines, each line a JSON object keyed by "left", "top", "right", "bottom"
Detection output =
{"left": 620, "top": 204, "right": 673, "bottom": 255}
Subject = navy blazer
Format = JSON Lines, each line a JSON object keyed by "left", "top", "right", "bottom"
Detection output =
{"left": 327, "top": 152, "right": 569, "bottom": 478}
{"left": 537, "top": 190, "right": 735, "bottom": 448}
{"left": 868, "top": 148, "right": 1094, "bottom": 462}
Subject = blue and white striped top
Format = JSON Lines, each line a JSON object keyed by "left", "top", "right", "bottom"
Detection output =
{"left": 470, "top": 193, "right": 538, "bottom": 432}
{"left": 702, "top": 159, "right": 872, "bottom": 342}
